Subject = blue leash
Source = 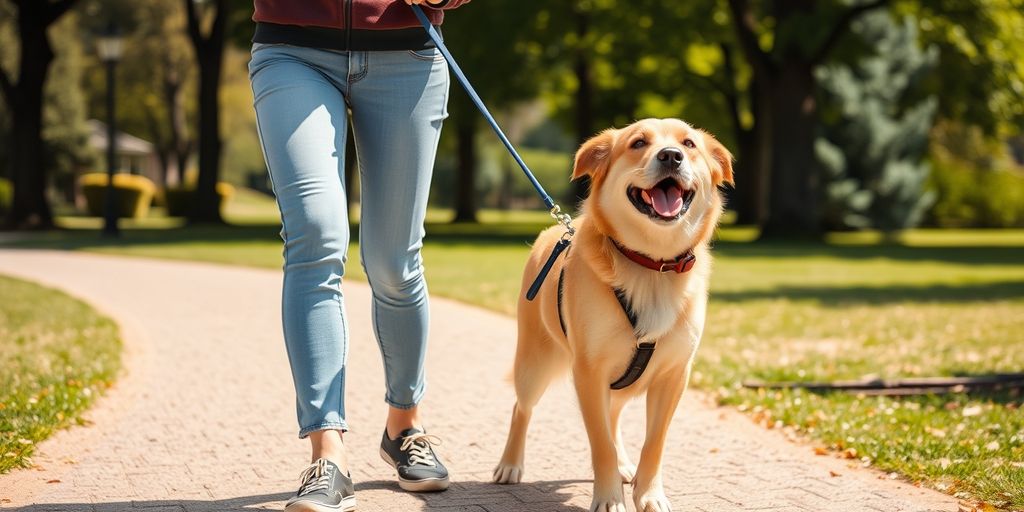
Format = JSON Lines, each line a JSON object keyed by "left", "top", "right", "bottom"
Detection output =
{"left": 411, "top": 5, "right": 573, "bottom": 301}
{"left": 410, "top": 5, "right": 574, "bottom": 239}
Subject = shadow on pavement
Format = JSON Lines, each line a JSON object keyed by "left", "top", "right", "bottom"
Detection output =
{"left": 357, "top": 478, "right": 591, "bottom": 511}
{"left": 9, "top": 480, "right": 593, "bottom": 511}
{"left": 8, "top": 492, "right": 291, "bottom": 511}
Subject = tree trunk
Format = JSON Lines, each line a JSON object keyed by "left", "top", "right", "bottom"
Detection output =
{"left": 4, "top": 3, "right": 57, "bottom": 230}
{"left": 568, "top": 3, "right": 592, "bottom": 206}
{"left": 164, "top": 63, "right": 189, "bottom": 187}
{"left": 726, "top": 0, "right": 890, "bottom": 237}
{"left": 728, "top": 127, "right": 757, "bottom": 223}
{"left": 144, "top": 109, "right": 171, "bottom": 187}
{"left": 723, "top": 69, "right": 772, "bottom": 226}
{"left": 188, "top": 49, "right": 224, "bottom": 223}
{"left": 760, "top": 60, "right": 820, "bottom": 238}
{"left": 184, "top": 0, "right": 225, "bottom": 224}
{"left": 452, "top": 116, "right": 477, "bottom": 223}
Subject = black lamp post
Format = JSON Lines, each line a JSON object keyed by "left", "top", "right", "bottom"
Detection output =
{"left": 97, "top": 22, "right": 123, "bottom": 237}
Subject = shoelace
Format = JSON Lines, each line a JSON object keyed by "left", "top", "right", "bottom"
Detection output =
{"left": 400, "top": 432, "right": 442, "bottom": 467}
{"left": 296, "top": 458, "right": 333, "bottom": 496}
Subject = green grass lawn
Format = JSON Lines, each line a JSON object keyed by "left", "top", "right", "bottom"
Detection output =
{"left": 3, "top": 191, "right": 1022, "bottom": 508}
{"left": 0, "top": 275, "right": 121, "bottom": 473}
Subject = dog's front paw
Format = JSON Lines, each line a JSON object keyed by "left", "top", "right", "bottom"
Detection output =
{"left": 492, "top": 463, "right": 524, "bottom": 484}
{"left": 635, "top": 491, "right": 673, "bottom": 512}
{"left": 617, "top": 462, "right": 636, "bottom": 483}
{"left": 589, "top": 485, "right": 627, "bottom": 512}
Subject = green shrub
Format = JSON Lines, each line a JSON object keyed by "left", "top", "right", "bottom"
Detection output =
{"left": 79, "top": 173, "right": 155, "bottom": 219}
{"left": 164, "top": 182, "right": 235, "bottom": 217}
{"left": 927, "top": 158, "right": 1024, "bottom": 228}
{"left": 0, "top": 177, "right": 11, "bottom": 215}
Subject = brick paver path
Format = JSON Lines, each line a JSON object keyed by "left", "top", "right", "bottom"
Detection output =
{"left": 0, "top": 250, "right": 958, "bottom": 512}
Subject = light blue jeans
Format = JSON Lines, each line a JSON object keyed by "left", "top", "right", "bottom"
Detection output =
{"left": 248, "top": 43, "right": 449, "bottom": 437}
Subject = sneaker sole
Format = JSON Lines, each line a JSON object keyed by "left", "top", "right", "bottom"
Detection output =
{"left": 284, "top": 495, "right": 356, "bottom": 512}
{"left": 379, "top": 446, "right": 450, "bottom": 492}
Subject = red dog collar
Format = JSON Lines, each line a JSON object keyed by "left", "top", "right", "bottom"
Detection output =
{"left": 611, "top": 239, "right": 696, "bottom": 273}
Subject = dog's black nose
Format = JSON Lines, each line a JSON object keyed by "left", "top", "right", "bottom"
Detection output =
{"left": 657, "top": 147, "right": 683, "bottom": 168}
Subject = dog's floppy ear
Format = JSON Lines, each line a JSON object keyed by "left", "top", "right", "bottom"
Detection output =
{"left": 701, "top": 130, "right": 734, "bottom": 186}
{"left": 572, "top": 129, "right": 616, "bottom": 181}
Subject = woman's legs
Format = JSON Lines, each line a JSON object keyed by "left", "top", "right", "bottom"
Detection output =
{"left": 250, "top": 45, "right": 353, "bottom": 464}
{"left": 347, "top": 49, "right": 449, "bottom": 433}
{"left": 250, "top": 42, "right": 449, "bottom": 482}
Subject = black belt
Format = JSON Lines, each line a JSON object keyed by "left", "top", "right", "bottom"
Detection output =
{"left": 253, "top": 22, "right": 440, "bottom": 52}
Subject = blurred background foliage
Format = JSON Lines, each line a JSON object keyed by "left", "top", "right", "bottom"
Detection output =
{"left": 0, "top": 0, "right": 1022, "bottom": 233}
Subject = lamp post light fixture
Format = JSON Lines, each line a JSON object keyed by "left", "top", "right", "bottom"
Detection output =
{"left": 97, "top": 22, "right": 124, "bottom": 237}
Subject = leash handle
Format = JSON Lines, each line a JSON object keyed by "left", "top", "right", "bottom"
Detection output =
{"left": 411, "top": 5, "right": 570, "bottom": 228}
{"left": 525, "top": 237, "right": 570, "bottom": 301}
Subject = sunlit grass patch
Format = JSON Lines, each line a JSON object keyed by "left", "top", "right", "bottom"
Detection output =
{"left": 696, "top": 243, "right": 1024, "bottom": 510}
{"left": 0, "top": 275, "right": 121, "bottom": 473}
{"left": 716, "top": 389, "right": 1023, "bottom": 509}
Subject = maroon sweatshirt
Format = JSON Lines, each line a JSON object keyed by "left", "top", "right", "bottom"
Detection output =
{"left": 252, "top": 0, "right": 471, "bottom": 51}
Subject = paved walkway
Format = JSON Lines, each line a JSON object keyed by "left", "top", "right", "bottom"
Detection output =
{"left": 0, "top": 249, "right": 959, "bottom": 512}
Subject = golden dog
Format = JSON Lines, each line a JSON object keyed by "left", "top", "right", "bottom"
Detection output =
{"left": 493, "top": 118, "right": 734, "bottom": 512}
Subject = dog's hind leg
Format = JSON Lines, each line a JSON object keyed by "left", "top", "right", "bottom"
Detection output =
{"left": 632, "top": 365, "right": 690, "bottom": 512}
{"left": 494, "top": 334, "right": 569, "bottom": 484}
{"left": 610, "top": 394, "right": 636, "bottom": 483}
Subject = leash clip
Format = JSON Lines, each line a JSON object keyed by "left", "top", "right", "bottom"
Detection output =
{"left": 550, "top": 205, "right": 575, "bottom": 237}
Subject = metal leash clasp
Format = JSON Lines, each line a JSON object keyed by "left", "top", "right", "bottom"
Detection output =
{"left": 524, "top": 204, "right": 576, "bottom": 301}
{"left": 550, "top": 204, "right": 575, "bottom": 237}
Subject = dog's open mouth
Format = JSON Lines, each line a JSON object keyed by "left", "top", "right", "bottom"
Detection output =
{"left": 628, "top": 178, "right": 695, "bottom": 221}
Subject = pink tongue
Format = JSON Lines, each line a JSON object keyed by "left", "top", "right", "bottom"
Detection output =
{"left": 648, "top": 186, "right": 683, "bottom": 217}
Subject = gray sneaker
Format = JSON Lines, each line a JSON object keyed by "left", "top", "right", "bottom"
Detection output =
{"left": 379, "top": 428, "right": 450, "bottom": 492}
{"left": 284, "top": 458, "right": 356, "bottom": 512}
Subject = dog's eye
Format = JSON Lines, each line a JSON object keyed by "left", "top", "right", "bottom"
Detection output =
{"left": 630, "top": 139, "right": 647, "bottom": 149}
{"left": 682, "top": 139, "right": 696, "bottom": 149}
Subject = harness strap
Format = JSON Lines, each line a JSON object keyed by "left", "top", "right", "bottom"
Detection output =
{"left": 556, "top": 269, "right": 656, "bottom": 390}
{"left": 613, "top": 288, "right": 639, "bottom": 331}
{"left": 610, "top": 342, "right": 657, "bottom": 390}
{"left": 557, "top": 268, "right": 568, "bottom": 336}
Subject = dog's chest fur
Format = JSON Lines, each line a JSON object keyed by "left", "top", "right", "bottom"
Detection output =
{"left": 615, "top": 268, "right": 697, "bottom": 344}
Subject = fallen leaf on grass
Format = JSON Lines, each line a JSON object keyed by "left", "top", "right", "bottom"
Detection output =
{"left": 957, "top": 499, "right": 1000, "bottom": 512}
{"left": 842, "top": 448, "right": 858, "bottom": 459}
{"left": 813, "top": 446, "right": 828, "bottom": 456}
{"left": 961, "top": 405, "right": 983, "bottom": 417}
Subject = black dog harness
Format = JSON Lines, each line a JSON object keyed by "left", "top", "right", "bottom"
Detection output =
{"left": 557, "top": 268, "right": 657, "bottom": 390}
{"left": 529, "top": 237, "right": 696, "bottom": 390}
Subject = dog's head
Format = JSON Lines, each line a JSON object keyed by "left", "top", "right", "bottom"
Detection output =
{"left": 572, "top": 118, "right": 733, "bottom": 259}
